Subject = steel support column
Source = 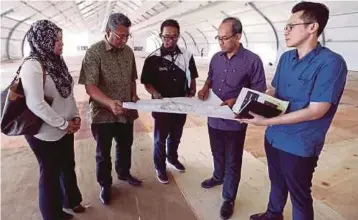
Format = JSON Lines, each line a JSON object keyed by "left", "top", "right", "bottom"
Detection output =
{"left": 185, "top": 31, "right": 199, "bottom": 54}
{"left": 247, "top": 2, "right": 279, "bottom": 51}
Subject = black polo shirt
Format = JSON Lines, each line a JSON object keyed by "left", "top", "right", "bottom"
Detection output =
{"left": 141, "top": 46, "right": 198, "bottom": 98}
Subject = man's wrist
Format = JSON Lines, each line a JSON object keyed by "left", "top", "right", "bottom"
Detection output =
{"left": 104, "top": 98, "right": 113, "bottom": 107}
{"left": 204, "top": 80, "right": 211, "bottom": 88}
{"left": 264, "top": 118, "right": 275, "bottom": 126}
{"left": 202, "top": 84, "right": 209, "bottom": 91}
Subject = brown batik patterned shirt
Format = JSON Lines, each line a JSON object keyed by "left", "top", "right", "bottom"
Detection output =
{"left": 78, "top": 37, "right": 139, "bottom": 124}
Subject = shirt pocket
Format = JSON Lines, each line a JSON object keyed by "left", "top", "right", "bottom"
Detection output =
{"left": 295, "top": 63, "right": 322, "bottom": 97}
{"left": 285, "top": 76, "right": 314, "bottom": 101}
{"left": 122, "top": 57, "right": 131, "bottom": 74}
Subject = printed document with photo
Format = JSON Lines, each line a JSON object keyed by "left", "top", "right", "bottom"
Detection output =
{"left": 232, "top": 87, "right": 289, "bottom": 118}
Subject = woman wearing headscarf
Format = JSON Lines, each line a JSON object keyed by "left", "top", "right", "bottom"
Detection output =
{"left": 20, "top": 20, "right": 85, "bottom": 220}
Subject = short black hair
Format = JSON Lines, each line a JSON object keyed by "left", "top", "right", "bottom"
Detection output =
{"left": 160, "top": 19, "right": 180, "bottom": 33}
{"left": 221, "top": 17, "right": 243, "bottom": 34}
{"left": 292, "top": 1, "right": 329, "bottom": 36}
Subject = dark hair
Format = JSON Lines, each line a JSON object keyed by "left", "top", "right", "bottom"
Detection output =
{"left": 292, "top": 1, "right": 329, "bottom": 36}
{"left": 221, "top": 17, "right": 243, "bottom": 34}
{"left": 106, "top": 13, "right": 131, "bottom": 32}
{"left": 160, "top": 19, "right": 180, "bottom": 33}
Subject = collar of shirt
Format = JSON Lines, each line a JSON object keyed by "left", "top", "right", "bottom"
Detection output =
{"left": 103, "top": 35, "right": 125, "bottom": 52}
{"left": 160, "top": 45, "right": 182, "bottom": 57}
{"left": 104, "top": 36, "right": 113, "bottom": 51}
{"left": 291, "top": 42, "right": 323, "bottom": 64}
{"left": 219, "top": 43, "right": 245, "bottom": 59}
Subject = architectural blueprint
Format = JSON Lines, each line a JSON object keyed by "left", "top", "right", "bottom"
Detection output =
{"left": 123, "top": 90, "right": 237, "bottom": 120}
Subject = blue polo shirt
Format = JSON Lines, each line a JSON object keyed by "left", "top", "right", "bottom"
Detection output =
{"left": 265, "top": 43, "right": 347, "bottom": 157}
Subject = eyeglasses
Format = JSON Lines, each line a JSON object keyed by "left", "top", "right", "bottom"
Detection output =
{"left": 111, "top": 31, "right": 132, "bottom": 40}
{"left": 284, "top": 22, "right": 313, "bottom": 32}
{"left": 160, "top": 34, "right": 179, "bottom": 41}
{"left": 214, "top": 34, "right": 237, "bottom": 42}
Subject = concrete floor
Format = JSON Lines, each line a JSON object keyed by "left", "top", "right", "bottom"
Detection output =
{"left": 1, "top": 55, "right": 357, "bottom": 220}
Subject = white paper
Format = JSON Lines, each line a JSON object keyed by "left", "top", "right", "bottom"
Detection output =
{"left": 123, "top": 90, "right": 237, "bottom": 120}
{"left": 232, "top": 87, "right": 289, "bottom": 114}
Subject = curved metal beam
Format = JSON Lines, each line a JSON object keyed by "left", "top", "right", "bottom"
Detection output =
{"left": 6, "top": 16, "right": 32, "bottom": 59}
{"left": 143, "top": 32, "right": 160, "bottom": 50}
{"left": 21, "top": 33, "right": 27, "bottom": 57}
{"left": 196, "top": 28, "right": 209, "bottom": 55}
{"left": 242, "top": 31, "right": 249, "bottom": 48}
{"left": 196, "top": 28, "right": 209, "bottom": 47}
{"left": 152, "top": 31, "right": 162, "bottom": 46}
{"left": 247, "top": 2, "right": 279, "bottom": 51}
{"left": 150, "top": 38, "right": 159, "bottom": 49}
{"left": 321, "top": 31, "right": 326, "bottom": 47}
{"left": 152, "top": 36, "right": 161, "bottom": 49}
{"left": 180, "top": 35, "right": 187, "bottom": 49}
{"left": 148, "top": 31, "right": 161, "bottom": 48}
{"left": 1, "top": 8, "right": 14, "bottom": 17}
{"left": 160, "top": 2, "right": 169, "bottom": 9}
{"left": 184, "top": 31, "right": 199, "bottom": 54}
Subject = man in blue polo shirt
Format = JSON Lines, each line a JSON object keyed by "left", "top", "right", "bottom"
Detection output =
{"left": 242, "top": 2, "right": 348, "bottom": 220}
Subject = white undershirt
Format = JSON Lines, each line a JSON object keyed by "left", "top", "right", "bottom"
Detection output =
{"left": 20, "top": 60, "right": 79, "bottom": 141}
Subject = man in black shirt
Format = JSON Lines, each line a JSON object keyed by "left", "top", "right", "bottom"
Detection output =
{"left": 141, "top": 19, "right": 198, "bottom": 184}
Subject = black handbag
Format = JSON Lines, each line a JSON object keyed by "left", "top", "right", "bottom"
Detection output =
{"left": 0, "top": 60, "right": 53, "bottom": 136}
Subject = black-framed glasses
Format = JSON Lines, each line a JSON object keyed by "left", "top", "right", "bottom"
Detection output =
{"left": 159, "top": 34, "right": 179, "bottom": 41}
{"left": 284, "top": 22, "right": 313, "bottom": 31}
{"left": 214, "top": 34, "right": 237, "bottom": 42}
{"left": 111, "top": 31, "right": 132, "bottom": 40}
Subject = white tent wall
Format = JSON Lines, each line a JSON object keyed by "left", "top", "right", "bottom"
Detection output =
{"left": 1, "top": 0, "right": 358, "bottom": 70}
{"left": 87, "top": 31, "right": 104, "bottom": 46}
{"left": 1, "top": 16, "right": 20, "bottom": 60}
{"left": 182, "top": 32, "right": 200, "bottom": 56}
{"left": 7, "top": 38, "right": 22, "bottom": 59}
{"left": 131, "top": 33, "right": 148, "bottom": 57}
{"left": 1, "top": 39, "right": 22, "bottom": 60}
{"left": 1, "top": 39, "right": 7, "bottom": 60}
{"left": 324, "top": 10, "right": 358, "bottom": 70}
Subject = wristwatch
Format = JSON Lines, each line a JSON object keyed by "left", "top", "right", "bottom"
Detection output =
{"left": 153, "top": 92, "right": 161, "bottom": 99}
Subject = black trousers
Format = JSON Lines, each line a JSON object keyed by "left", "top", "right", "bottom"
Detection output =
{"left": 25, "top": 134, "right": 82, "bottom": 220}
{"left": 91, "top": 122, "right": 134, "bottom": 187}
{"left": 265, "top": 138, "right": 318, "bottom": 220}
{"left": 208, "top": 126, "right": 247, "bottom": 202}
{"left": 153, "top": 113, "right": 187, "bottom": 172}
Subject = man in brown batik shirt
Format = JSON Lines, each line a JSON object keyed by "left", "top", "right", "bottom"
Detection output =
{"left": 79, "top": 13, "right": 141, "bottom": 205}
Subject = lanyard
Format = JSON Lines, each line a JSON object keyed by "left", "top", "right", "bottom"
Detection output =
{"left": 161, "top": 52, "right": 179, "bottom": 71}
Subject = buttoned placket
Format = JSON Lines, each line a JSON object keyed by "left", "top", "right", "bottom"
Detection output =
{"left": 219, "top": 57, "right": 230, "bottom": 93}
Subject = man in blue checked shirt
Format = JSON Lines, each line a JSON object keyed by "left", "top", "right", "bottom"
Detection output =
{"left": 242, "top": 2, "right": 348, "bottom": 220}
